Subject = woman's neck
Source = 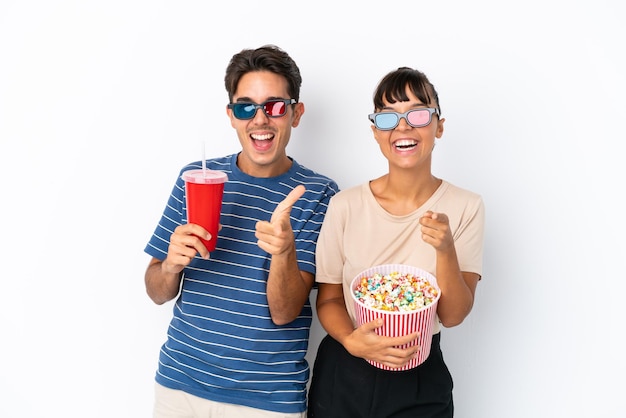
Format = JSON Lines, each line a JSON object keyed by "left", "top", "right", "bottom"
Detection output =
{"left": 370, "top": 171, "right": 441, "bottom": 216}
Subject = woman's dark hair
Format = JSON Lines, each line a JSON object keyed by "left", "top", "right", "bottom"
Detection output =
{"left": 372, "top": 67, "right": 441, "bottom": 115}
{"left": 224, "top": 44, "right": 302, "bottom": 103}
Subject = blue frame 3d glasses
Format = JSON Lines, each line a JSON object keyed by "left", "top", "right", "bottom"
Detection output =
{"left": 228, "top": 99, "right": 296, "bottom": 120}
{"left": 368, "top": 108, "right": 439, "bottom": 130}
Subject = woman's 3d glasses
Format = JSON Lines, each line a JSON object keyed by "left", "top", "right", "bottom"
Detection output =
{"left": 368, "top": 108, "right": 439, "bottom": 130}
{"left": 228, "top": 99, "right": 296, "bottom": 120}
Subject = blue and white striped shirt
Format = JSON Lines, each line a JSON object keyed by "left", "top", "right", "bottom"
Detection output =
{"left": 144, "top": 153, "right": 339, "bottom": 414}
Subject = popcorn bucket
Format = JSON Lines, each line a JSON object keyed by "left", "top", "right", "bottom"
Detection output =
{"left": 350, "top": 264, "right": 440, "bottom": 371}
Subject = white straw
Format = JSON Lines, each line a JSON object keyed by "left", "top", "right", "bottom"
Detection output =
{"left": 202, "top": 141, "right": 207, "bottom": 176}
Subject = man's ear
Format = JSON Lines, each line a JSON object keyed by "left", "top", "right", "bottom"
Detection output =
{"left": 291, "top": 102, "right": 305, "bottom": 127}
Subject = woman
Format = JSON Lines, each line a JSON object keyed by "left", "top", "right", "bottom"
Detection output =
{"left": 307, "top": 67, "right": 485, "bottom": 417}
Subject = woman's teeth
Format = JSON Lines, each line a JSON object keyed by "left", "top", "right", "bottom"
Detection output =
{"left": 394, "top": 139, "right": 417, "bottom": 149}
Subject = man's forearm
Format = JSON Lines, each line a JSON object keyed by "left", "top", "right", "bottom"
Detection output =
{"left": 145, "top": 258, "right": 182, "bottom": 305}
{"left": 266, "top": 250, "right": 312, "bottom": 325}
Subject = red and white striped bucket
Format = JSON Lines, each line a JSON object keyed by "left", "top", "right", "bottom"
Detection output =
{"left": 351, "top": 264, "right": 440, "bottom": 371}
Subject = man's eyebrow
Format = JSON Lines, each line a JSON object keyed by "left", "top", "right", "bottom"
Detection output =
{"left": 232, "top": 97, "right": 253, "bottom": 103}
{"left": 232, "top": 96, "right": 286, "bottom": 103}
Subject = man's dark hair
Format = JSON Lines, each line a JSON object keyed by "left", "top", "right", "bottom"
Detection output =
{"left": 225, "top": 44, "right": 302, "bottom": 103}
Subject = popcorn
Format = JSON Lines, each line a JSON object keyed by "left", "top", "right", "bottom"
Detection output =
{"left": 351, "top": 265, "right": 441, "bottom": 369}
{"left": 353, "top": 271, "right": 439, "bottom": 312}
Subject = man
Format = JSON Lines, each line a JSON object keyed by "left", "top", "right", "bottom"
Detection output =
{"left": 144, "top": 45, "right": 339, "bottom": 417}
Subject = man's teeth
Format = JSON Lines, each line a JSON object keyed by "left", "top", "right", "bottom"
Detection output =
{"left": 251, "top": 134, "right": 273, "bottom": 141}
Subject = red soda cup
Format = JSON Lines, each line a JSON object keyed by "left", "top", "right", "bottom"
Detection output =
{"left": 181, "top": 169, "right": 228, "bottom": 252}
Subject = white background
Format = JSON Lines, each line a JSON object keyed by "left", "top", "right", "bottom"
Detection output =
{"left": 1, "top": 1, "right": 624, "bottom": 417}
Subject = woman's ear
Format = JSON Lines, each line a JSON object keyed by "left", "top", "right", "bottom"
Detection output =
{"left": 371, "top": 124, "right": 383, "bottom": 143}
{"left": 435, "top": 117, "right": 445, "bottom": 138}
